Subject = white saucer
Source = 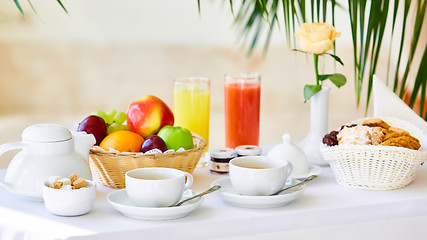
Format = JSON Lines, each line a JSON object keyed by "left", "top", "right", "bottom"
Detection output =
{"left": 107, "top": 189, "right": 203, "bottom": 220}
{"left": 211, "top": 178, "right": 305, "bottom": 208}
{"left": 290, "top": 164, "right": 322, "bottom": 179}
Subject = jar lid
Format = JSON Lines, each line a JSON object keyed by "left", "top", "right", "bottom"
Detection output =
{"left": 22, "top": 124, "right": 72, "bottom": 143}
{"left": 210, "top": 148, "right": 237, "bottom": 159}
{"left": 235, "top": 145, "right": 262, "bottom": 156}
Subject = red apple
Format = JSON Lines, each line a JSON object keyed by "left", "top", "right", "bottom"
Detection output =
{"left": 127, "top": 95, "right": 174, "bottom": 138}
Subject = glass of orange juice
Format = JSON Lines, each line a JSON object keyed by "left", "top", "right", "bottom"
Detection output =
{"left": 174, "top": 77, "right": 210, "bottom": 165}
{"left": 224, "top": 72, "right": 261, "bottom": 148}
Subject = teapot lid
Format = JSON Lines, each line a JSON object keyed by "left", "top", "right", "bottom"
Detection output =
{"left": 22, "top": 124, "right": 72, "bottom": 143}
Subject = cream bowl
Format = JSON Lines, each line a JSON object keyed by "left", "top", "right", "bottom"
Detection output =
{"left": 42, "top": 180, "right": 96, "bottom": 216}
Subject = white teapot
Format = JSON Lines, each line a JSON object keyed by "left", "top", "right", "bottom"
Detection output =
{"left": 0, "top": 124, "right": 96, "bottom": 201}
{"left": 267, "top": 134, "right": 310, "bottom": 178}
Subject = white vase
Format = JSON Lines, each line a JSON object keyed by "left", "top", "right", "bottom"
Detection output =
{"left": 297, "top": 86, "right": 330, "bottom": 166}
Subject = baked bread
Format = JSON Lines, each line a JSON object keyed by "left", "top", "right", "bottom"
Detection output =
{"left": 324, "top": 118, "right": 421, "bottom": 150}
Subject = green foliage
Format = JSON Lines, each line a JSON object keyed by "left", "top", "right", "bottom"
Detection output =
{"left": 198, "top": 0, "right": 427, "bottom": 118}
{"left": 304, "top": 84, "right": 322, "bottom": 102}
{"left": 13, "top": 0, "right": 24, "bottom": 15}
{"left": 319, "top": 73, "right": 346, "bottom": 88}
{"left": 293, "top": 48, "right": 347, "bottom": 101}
{"left": 14, "top": 0, "right": 68, "bottom": 15}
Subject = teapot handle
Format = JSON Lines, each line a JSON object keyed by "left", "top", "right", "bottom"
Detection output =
{"left": 0, "top": 142, "right": 26, "bottom": 158}
{"left": 0, "top": 142, "right": 25, "bottom": 191}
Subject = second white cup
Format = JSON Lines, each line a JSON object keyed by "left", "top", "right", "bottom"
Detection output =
{"left": 125, "top": 167, "right": 193, "bottom": 207}
{"left": 229, "top": 156, "right": 292, "bottom": 196}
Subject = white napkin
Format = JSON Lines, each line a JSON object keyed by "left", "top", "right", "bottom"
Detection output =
{"left": 373, "top": 76, "right": 427, "bottom": 135}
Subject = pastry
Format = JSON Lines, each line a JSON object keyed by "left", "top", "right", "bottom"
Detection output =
{"left": 369, "top": 127, "right": 385, "bottom": 145}
{"left": 362, "top": 118, "right": 391, "bottom": 129}
{"left": 338, "top": 125, "right": 372, "bottom": 145}
{"left": 325, "top": 118, "right": 421, "bottom": 150}
{"left": 381, "top": 135, "right": 421, "bottom": 150}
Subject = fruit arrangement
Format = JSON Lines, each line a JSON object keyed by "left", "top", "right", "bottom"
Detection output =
{"left": 77, "top": 95, "right": 194, "bottom": 154}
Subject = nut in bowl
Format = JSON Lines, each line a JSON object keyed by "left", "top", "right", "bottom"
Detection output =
{"left": 321, "top": 117, "right": 427, "bottom": 190}
{"left": 42, "top": 174, "right": 96, "bottom": 216}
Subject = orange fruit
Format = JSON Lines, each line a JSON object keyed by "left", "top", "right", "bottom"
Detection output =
{"left": 99, "top": 130, "right": 144, "bottom": 152}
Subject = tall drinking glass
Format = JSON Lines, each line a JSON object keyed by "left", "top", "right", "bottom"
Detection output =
{"left": 174, "top": 77, "right": 210, "bottom": 152}
{"left": 224, "top": 72, "right": 261, "bottom": 148}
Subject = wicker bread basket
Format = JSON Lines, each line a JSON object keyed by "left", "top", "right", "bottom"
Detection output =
{"left": 89, "top": 135, "right": 206, "bottom": 189}
{"left": 320, "top": 117, "right": 427, "bottom": 190}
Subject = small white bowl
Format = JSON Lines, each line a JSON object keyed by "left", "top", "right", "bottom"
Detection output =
{"left": 42, "top": 180, "right": 96, "bottom": 216}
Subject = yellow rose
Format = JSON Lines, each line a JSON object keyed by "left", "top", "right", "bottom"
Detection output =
{"left": 295, "top": 23, "right": 341, "bottom": 54}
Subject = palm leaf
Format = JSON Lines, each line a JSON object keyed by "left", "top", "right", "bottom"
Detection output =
{"left": 421, "top": 81, "right": 426, "bottom": 120}
{"left": 398, "top": 0, "right": 427, "bottom": 98}
{"left": 393, "top": 0, "right": 411, "bottom": 92}
{"left": 27, "top": 0, "right": 38, "bottom": 16}
{"left": 297, "top": 0, "right": 306, "bottom": 22}
{"left": 56, "top": 0, "right": 68, "bottom": 14}
{"left": 311, "top": 0, "right": 315, "bottom": 22}
{"left": 408, "top": 43, "right": 427, "bottom": 120}
{"left": 282, "top": 0, "right": 292, "bottom": 44}
{"left": 347, "top": 0, "right": 361, "bottom": 103}
{"left": 322, "top": 0, "right": 327, "bottom": 22}
{"left": 14, "top": 0, "right": 68, "bottom": 14}
{"left": 263, "top": 3, "right": 278, "bottom": 56}
{"left": 13, "top": 0, "right": 24, "bottom": 15}
{"left": 385, "top": 0, "right": 400, "bottom": 85}
{"left": 365, "top": 1, "right": 389, "bottom": 113}
{"left": 409, "top": 45, "right": 427, "bottom": 109}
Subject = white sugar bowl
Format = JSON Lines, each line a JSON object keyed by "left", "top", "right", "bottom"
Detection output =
{"left": 42, "top": 179, "right": 96, "bottom": 216}
{"left": 267, "top": 134, "right": 309, "bottom": 178}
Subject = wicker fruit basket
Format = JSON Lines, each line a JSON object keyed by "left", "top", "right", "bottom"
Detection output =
{"left": 88, "top": 135, "right": 206, "bottom": 189}
{"left": 320, "top": 117, "right": 427, "bottom": 190}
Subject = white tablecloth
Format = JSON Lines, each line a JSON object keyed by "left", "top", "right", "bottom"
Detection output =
{"left": 2, "top": 162, "right": 427, "bottom": 240}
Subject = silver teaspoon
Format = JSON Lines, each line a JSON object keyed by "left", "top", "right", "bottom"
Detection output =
{"left": 270, "top": 175, "right": 318, "bottom": 196}
{"left": 174, "top": 185, "right": 221, "bottom": 207}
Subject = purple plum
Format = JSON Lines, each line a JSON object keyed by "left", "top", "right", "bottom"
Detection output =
{"left": 77, "top": 115, "right": 107, "bottom": 145}
{"left": 141, "top": 135, "right": 168, "bottom": 153}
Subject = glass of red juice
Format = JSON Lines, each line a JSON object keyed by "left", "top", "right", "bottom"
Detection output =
{"left": 224, "top": 72, "right": 261, "bottom": 148}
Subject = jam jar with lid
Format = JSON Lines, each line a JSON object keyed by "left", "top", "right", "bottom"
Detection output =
{"left": 235, "top": 145, "right": 262, "bottom": 157}
{"left": 209, "top": 148, "right": 237, "bottom": 174}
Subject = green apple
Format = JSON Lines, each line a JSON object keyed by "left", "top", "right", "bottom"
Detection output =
{"left": 157, "top": 126, "right": 193, "bottom": 151}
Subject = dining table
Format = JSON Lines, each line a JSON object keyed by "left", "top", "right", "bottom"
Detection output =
{"left": 1, "top": 144, "right": 427, "bottom": 240}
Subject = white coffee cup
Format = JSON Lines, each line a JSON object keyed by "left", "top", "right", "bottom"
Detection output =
{"left": 125, "top": 167, "right": 193, "bottom": 207}
{"left": 229, "top": 156, "right": 292, "bottom": 196}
